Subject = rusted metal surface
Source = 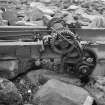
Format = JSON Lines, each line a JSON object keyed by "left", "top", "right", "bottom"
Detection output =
{"left": 0, "top": 27, "right": 104, "bottom": 41}
{"left": 76, "top": 28, "right": 105, "bottom": 76}
{"left": 0, "top": 26, "right": 104, "bottom": 76}
{"left": 76, "top": 28, "right": 105, "bottom": 41}
{"left": 0, "top": 26, "right": 48, "bottom": 40}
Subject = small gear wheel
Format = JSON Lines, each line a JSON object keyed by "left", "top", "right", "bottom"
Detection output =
{"left": 75, "top": 48, "right": 97, "bottom": 78}
{"left": 75, "top": 63, "right": 91, "bottom": 78}
{"left": 82, "top": 48, "right": 97, "bottom": 69}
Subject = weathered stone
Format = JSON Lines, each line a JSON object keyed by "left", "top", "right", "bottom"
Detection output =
{"left": 43, "top": 14, "right": 52, "bottom": 25}
{"left": 13, "top": 75, "right": 39, "bottom": 104}
{"left": 54, "top": 11, "right": 68, "bottom": 19}
{"left": 0, "top": 20, "right": 8, "bottom": 26}
{"left": 0, "top": 78, "right": 22, "bottom": 105}
{"left": 26, "top": 69, "right": 81, "bottom": 86}
{"left": 29, "top": 7, "right": 43, "bottom": 21}
{"left": 38, "top": 6, "right": 55, "bottom": 15}
{"left": 2, "top": 9, "right": 18, "bottom": 25}
{"left": 96, "top": 76, "right": 105, "bottom": 85}
{"left": 85, "top": 76, "right": 105, "bottom": 105}
{"left": 0, "top": 56, "right": 34, "bottom": 79}
{"left": 63, "top": 13, "right": 75, "bottom": 24}
{"left": 61, "top": 0, "right": 71, "bottom": 9}
{"left": 40, "top": 0, "right": 51, "bottom": 3}
{"left": 30, "top": 2, "right": 45, "bottom": 8}
{"left": 88, "top": 15, "right": 105, "bottom": 28}
{"left": 30, "top": 2, "right": 55, "bottom": 15}
{"left": 33, "top": 79, "right": 91, "bottom": 105}
{"left": 67, "top": 5, "right": 79, "bottom": 10}
{"left": 0, "top": 56, "right": 19, "bottom": 79}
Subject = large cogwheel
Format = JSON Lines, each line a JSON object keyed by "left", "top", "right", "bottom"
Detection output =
{"left": 50, "top": 30, "right": 82, "bottom": 56}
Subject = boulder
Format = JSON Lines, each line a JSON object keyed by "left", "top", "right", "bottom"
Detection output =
{"left": 88, "top": 15, "right": 105, "bottom": 28}
{"left": 33, "top": 79, "right": 92, "bottom": 105}
{"left": 30, "top": 2, "right": 45, "bottom": 8}
{"left": 0, "top": 78, "right": 22, "bottom": 105}
{"left": 30, "top": 2, "right": 54, "bottom": 17}
{"left": 2, "top": 9, "right": 18, "bottom": 25}
{"left": 26, "top": 69, "right": 81, "bottom": 86}
{"left": 85, "top": 76, "right": 105, "bottom": 105}
{"left": 54, "top": 11, "right": 68, "bottom": 19}
{"left": 38, "top": 6, "right": 55, "bottom": 15}
{"left": 63, "top": 13, "right": 75, "bottom": 24}
{"left": 0, "top": 57, "right": 34, "bottom": 79}
{"left": 61, "top": 0, "right": 71, "bottom": 9}
{"left": 0, "top": 56, "right": 19, "bottom": 79}
{"left": 29, "top": 7, "right": 43, "bottom": 21}
{"left": 43, "top": 15, "right": 52, "bottom": 25}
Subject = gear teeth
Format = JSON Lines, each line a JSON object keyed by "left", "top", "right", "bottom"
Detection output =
{"left": 50, "top": 29, "right": 81, "bottom": 54}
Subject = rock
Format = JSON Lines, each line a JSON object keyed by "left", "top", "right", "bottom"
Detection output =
{"left": 26, "top": 69, "right": 81, "bottom": 86}
{"left": 43, "top": 15, "right": 52, "bottom": 25}
{"left": 0, "top": 57, "right": 34, "bottom": 79}
{"left": 29, "top": 2, "right": 45, "bottom": 21}
{"left": 2, "top": 9, "right": 18, "bottom": 25}
{"left": 96, "top": 76, "right": 105, "bottom": 85}
{"left": 39, "top": 7, "right": 54, "bottom": 15}
{"left": 0, "top": 56, "right": 19, "bottom": 79}
{"left": 30, "top": 2, "right": 45, "bottom": 8}
{"left": 63, "top": 13, "right": 75, "bottom": 24}
{"left": 40, "top": 0, "right": 51, "bottom": 3}
{"left": 0, "top": 78, "right": 22, "bottom": 105}
{"left": 83, "top": 96, "right": 94, "bottom": 105}
{"left": 50, "top": 0, "right": 61, "bottom": 6}
{"left": 33, "top": 79, "right": 91, "bottom": 105}
{"left": 29, "top": 7, "right": 43, "bottom": 21}
{"left": 38, "top": 6, "right": 55, "bottom": 15}
{"left": 54, "top": 10, "right": 69, "bottom": 19}
{"left": 61, "top": 0, "right": 71, "bottom": 9}
{"left": 47, "top": 6, "right": 58, "bottom": 13}
{"left": 0, "top": 20, "right": 8, "bottom": 26}
{"left": 0, "top": 9, "right": 3, "bottom": 20}
{"left": 33, "top": 4, "right": 55, "bottom": 16}
{"left": 85, "top": 76, "right": 105, "bottom": 105}
{"left": 13, "top": 75, "right": 39, "bottom": 104}
{"left": 88, "top": 15, "right": 105, "bottom": 28}
{"left": 67, "top": 5, "right": 79, "bottom": 11}
{"left": 30, "top": 2, "right": 55, "bottom": 15}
